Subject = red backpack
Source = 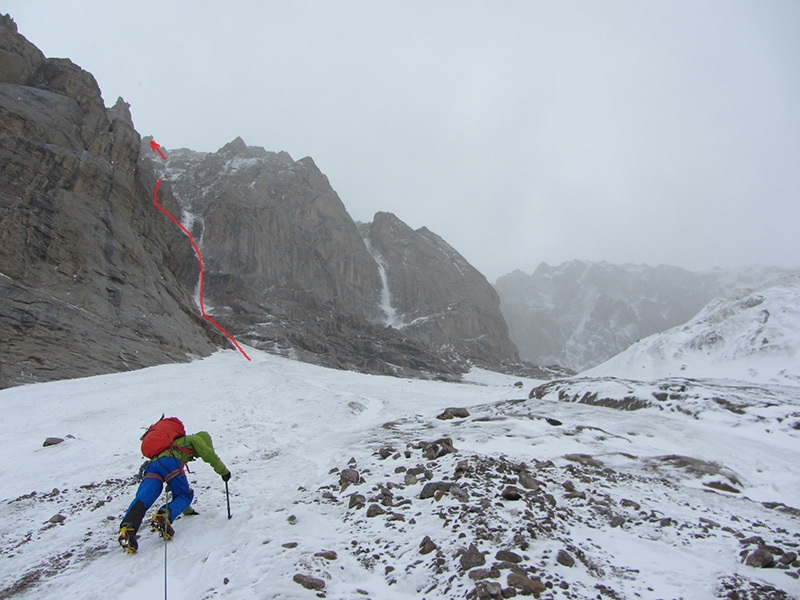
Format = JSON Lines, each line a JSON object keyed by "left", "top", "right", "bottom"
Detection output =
{"left": 141, "top": 416, "right": 186, "bottom": 458}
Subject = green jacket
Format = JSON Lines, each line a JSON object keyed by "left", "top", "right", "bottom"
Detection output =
{"left": 155, "top": 431, "right": 229, "bottom": 477}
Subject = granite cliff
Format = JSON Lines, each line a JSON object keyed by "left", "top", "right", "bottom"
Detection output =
{"left": 0, "top": 15, "right": 217, "bottom": 388}
{"left": 146, "top": 139, "right": 522, "bottom": 377}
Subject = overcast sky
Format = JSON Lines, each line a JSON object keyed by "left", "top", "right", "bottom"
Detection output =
{"left": 6, "top": 1, "right": 800, "bottom": 281}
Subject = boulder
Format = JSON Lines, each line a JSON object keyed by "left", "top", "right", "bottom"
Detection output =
{"left": 420, "top": 481, "right": 455, "bottom": 500}
{"left": 419, "top": 536, "right": 437, "bottom": 555}
{"left": 556, "top": 549, "right": 575, "bottom": 567}
{"left": 437, "top": 407, "right": 471, "bottom": 420}
{"left": 495, "top": 550, "right": 522, "bottom": 563}
{"left": 472, "top": 580, "right": 503, "bottom": 599}
{"left": 501, "top": 486, "right": 523, "bottom": 501}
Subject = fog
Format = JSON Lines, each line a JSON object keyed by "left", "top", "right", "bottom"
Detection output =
{"left": 6, "top": 1, "right": 800, "bottom": 280}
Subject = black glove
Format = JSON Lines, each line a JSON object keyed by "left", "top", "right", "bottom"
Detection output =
{"left": 222, "top": 471, "right": 231, "bottom": 482}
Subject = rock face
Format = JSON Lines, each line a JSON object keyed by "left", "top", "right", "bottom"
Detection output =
{"left": 148, "top": 142, "right": 520, "bottom": 377}
{"left": 152, "top": 139, "right": 384, "bottom": 321}
{"left": 1, "top": 16, "right": 525, "bottom": 386}
{"left": 0, "top": 17, "right": 217, "bottom": 388}
{"left": 362, "top": 212, "right": 519, "bottom": 367}
{"left": 495, "top": 260, "right": 791, "bottom": 372}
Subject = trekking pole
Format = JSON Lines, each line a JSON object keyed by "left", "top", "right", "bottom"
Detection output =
{"left": 225, "top": 480, "right": 232, "bottom": 519}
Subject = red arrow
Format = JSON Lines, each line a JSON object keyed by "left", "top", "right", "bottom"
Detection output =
{"left": 150, "top": 139, "right": 167, "bottom": 160}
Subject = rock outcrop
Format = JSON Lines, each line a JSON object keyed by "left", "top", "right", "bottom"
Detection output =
{"left": 0, "top": 16, "right": 216, "bottom": 388}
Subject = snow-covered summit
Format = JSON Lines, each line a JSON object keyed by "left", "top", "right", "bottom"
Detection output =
{"left": 585, "top": 273, "right": 800, "bottom": 384}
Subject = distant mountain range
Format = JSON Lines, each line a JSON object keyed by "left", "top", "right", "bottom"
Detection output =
{"left": 586, "top": 272, "right": 800, "bottom": 384}
{"left": 495, "top": 260, "right": 795, "bottom": 372}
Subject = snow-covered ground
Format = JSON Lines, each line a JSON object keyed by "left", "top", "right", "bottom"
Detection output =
{"left": 1, "top": 348, "right": 799, "bottom": 599}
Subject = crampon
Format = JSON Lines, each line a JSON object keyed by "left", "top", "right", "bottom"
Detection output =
{"left": 150, "top": 512, "right": 174, "bottom": 540}
{"left": 118, "top": 524, "right": 138, "bottom": 554}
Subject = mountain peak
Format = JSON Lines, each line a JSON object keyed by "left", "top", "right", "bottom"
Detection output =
{"left": 218, "top": 136, "right": 248, "bottom": 157}
{"left": 496, "top": 260, "right": 792, "bottom": 372}
{"left": 1, "top": 13, "right": 18, "bottom": 33}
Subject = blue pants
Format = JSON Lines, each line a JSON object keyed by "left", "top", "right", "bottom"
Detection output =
{"left": 122, "top": 457, "right": 194, "bottom": 531}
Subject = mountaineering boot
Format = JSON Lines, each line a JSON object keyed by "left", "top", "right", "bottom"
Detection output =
{"left": 118, "top": 523, "right": 139, "bottom": 554}
{"left": 151, "top": 511, "right": 174, "bottom": 540}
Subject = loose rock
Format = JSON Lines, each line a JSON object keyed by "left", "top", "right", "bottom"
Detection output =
{"left": 745, "top": 547, "right": 774, "bottom": 568}
{"left": 420, "top": 535, "right": 437, "bottom": 555}
{"left": 557, "top": 549, "right": 575, "bottom": 567}
{"left": 293, "top": 573, "right": 325, "bottom": 591}
{"left": 460, "top": 543, "right": 487, "bottom": 570}
{"left": 507, "top": 572, "right": 545, "bottom": 594}
{"left": 496, "top": 550, "right": 522, "bottom": 563}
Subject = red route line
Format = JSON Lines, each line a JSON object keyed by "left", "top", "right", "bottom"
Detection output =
{"left": 153, "top": 177, "right": 251, "bottom": 361}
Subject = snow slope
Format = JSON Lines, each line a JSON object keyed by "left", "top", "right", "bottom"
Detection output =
{"left": 585, "top": 273, "right": 800, "bottom": 384}
{"left": 1, "top": 350, "right": 799, "bottom": 599}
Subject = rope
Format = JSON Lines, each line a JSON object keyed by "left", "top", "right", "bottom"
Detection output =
{"left": 162, "top": 486, "right": 169, "bottom": 600}
{"left": 164, "top": 527, "right": 168, "bottom": 600}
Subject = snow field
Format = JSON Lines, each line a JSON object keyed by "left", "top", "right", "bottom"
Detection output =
{"left": 1, "top": 348, "right": 799, "bottom": 598}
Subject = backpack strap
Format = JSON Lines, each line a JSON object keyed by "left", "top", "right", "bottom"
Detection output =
{"left": 172, "top": 444, "right": 194, "bottom": 457}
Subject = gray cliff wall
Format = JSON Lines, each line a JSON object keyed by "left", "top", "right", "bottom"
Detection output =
{"left": 151, "top": 138, "right": 383, "bottom": 321}
{"left": 0, "top": 16, "right": 216, "bottom": 388}
{"left": 1, "top": 15, "right": 529, "bottom": 386}
{"left": 364, "top": 212, "right": 519, "bottom": 366}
